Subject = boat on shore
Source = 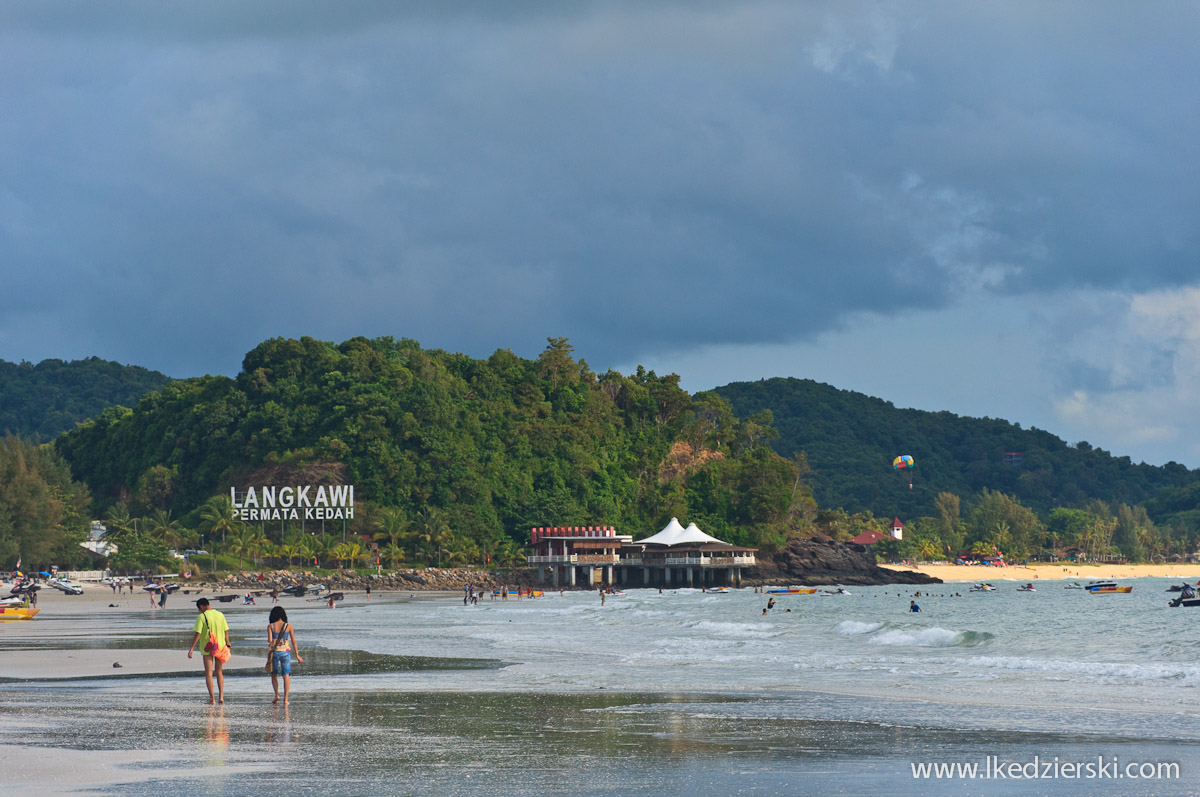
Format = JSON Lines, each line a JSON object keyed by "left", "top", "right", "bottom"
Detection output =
{"left": 0, "top": 596, "right": 39, "bottom": 620}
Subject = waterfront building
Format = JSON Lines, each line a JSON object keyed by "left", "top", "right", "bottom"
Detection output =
{"left": 527, "top": 526, "right": 632, "bottom": 587}
{"left": 618, "top": 518, "right": 756, "bottom": 588}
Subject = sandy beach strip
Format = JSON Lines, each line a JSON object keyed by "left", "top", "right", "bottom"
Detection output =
{"left": 882, "top": 562, "right": 1200, "bottom": 582}
{"left": 0, "top": 648, "right": 264, "bottom": 680}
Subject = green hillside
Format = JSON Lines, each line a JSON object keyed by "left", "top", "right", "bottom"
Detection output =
{"left": 710, "top": 377, "right": 1197, "bottom": 520}
{"left": 54, "top": 337, "right": 806, "bottom": 562}
{"left": 0, "top": 357, "right": 173, "bottom": 440}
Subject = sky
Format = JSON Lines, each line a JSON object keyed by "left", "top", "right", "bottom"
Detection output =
{"left": 2, "top": 2, "right": 1198, "bottom": 466}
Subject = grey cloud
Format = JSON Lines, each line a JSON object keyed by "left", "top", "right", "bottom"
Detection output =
{"left": 1, "top": 1, "right": 1196, "bottom": 378}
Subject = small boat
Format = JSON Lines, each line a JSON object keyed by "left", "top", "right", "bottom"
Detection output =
{"left": 765, "top": 587, "right": 817, "bottom": 595}
{"left": 48, "top": 578, "right": 84, "bottom": 595}
{"left": 1017, "top": 584, "right": 1036, "bottom": 592}
{"left": 820, "top": 587, "right": 851, "bottom": 596}
{"left": 0, "top": 604, "right": 39, "bottom": 620}
{"left": 969, "top": 583, "right": 997, "bottom": 592}
{"left": 1064, "top": 582, "right": 1084, "bottom": 589}
{"left": 1170, "top": 585, "right": 1200, "bottom": 607}
{"left": 0, "top": 596, "right": 39, "bottom": 620}
{"left": 1084, "top": 581, "right": 1132, "bottom": 594}
{"left": 708, "top": 587, "right": 730, "bottom": 594}
{"left": 141, "top": 582, "right": 180, "bottom": 594}
{"left": 214, "top": 594, "right": 239, "bottom": 603}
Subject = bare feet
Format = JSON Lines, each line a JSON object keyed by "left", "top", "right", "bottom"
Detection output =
{"left": 272, "top": 696, "right": 279, "bottom": 704}
{"left": 283, "top": 700, "right": 289, "bottom": 706}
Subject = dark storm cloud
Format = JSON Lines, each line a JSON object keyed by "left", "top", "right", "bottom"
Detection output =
{"left": 1, "top": 1, "right": 1196, "bottom": 377}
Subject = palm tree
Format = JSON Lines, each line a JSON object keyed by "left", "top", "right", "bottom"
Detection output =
{"left": 104, "top": 502, "right": 135, "bottom": 541}
{"left": 146, "top": 509, "right": 187, "bottom": 550}
{"left": 226, "top": 525, "right": 258, "bottom": 570}
{"left": 198, "top": 495, "right": 238, "bottom": 545}
{"left": 381, "top": 542, "right": 405, "bottom": 570}
{"left": 374, "top": 507, "right": 413, "bottom": 553}
{"left": 416, "top": 507, "right": 451, "bottom": 566}
{"left": 917, "top": 539, "right": 941, "bottom": 563}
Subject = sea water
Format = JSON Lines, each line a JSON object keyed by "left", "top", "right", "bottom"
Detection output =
{"left": 4, "top": 579, "right": 1200, "bottom": 795}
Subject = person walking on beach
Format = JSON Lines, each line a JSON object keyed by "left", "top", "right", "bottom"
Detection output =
{"left": 267, "top": 606, "right": 303, "bottom": 705}
{"left": 188, "top": 598, "right": 231, "bottom": 704}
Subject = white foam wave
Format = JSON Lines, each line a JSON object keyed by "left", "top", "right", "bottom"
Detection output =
{"left": 866, "top": 627, "right": 991, "bottom": 648}
{"left": 835, "top": 620, "right": 884, "bottom": 635}
{"left": 969, "top": 656, "right": 1200, "bottom": 681}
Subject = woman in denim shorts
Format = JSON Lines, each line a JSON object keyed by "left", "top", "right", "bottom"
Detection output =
{"left": 267, "top": 606, "right": 303, "bottom": 704}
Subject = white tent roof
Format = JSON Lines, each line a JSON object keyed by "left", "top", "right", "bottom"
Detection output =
{"left": 636, "top": 518, "right": 724, "bottom": 546}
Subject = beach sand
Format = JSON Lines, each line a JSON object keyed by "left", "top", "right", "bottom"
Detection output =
{"left": 881, "top": 562, "right": 1200, "bottom": 582}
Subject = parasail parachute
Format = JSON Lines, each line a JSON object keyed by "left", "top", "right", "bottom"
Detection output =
{"left": 892, "top": 455, "right": 914, "bottom": 470}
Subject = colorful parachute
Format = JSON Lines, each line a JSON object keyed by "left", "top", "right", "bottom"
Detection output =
{"left": 892, "top": 455, "right": 914, "bottom": 470}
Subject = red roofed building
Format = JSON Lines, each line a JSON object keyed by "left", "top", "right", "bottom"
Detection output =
{"left": 850, "top": 529, "right": 891, "bottom": 545}
{"left": 890, "top": 517, "right": 904, "bottom": 540}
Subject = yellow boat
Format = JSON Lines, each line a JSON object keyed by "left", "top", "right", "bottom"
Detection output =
{"left": 1085, "top": 581, "right": 1132, "bottom": 594}
{"left": 0, "top": 604, "right": 39, "bottom": 620}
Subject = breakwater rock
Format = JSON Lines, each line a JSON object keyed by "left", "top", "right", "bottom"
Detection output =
{"left": 746, "top": 536, "right": 940, "bottom": 586}
{"left": 194, "top": 567, "right": 538, "bottom": 593}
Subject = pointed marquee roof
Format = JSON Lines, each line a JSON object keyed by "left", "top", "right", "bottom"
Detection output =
{"left": 636, "top": 517, "right": 724, "bottom": 547}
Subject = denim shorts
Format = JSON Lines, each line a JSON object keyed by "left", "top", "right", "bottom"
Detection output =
{"left": 272, "top": 650, "right": 292, "bottom": 675}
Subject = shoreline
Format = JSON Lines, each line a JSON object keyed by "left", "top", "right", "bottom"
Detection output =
{"left": 881, "top": 562, "right": 1200, "bottom": 582}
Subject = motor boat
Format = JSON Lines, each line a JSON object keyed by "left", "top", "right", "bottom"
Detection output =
{"left": 1084, "top": 581, "right": 1132, "bottom": 594}
{"left": 1064, "top": 582, "right": 1084, "bottom": 589}
{"left": 142, "top": 582, "right": 181, "bottom": 594}
{"left": 1017, "top": 584, "right": 1036, "bottom": 592}
{"left": 48, "top": 578, "right": 84, "bottom": 595}
{"left": 708, "top": 587, "right": 730, "bottom": 594}
{"left": 820, "top": 587, "right": 851, "bottom": 596}
{"left": 969, "top": 583, "right": 997, "bottom": 592}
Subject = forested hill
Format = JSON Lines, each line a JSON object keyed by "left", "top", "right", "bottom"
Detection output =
{"left": 710, "top": 377, "right": 1197, "bottom": 519}
{"left": 55, "top": 337, "right": 806, "bottom": 555}
{"left": 0, "top": 357, "right": 174, "bottom": 440}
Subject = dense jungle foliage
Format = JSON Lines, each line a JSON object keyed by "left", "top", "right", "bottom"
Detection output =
{"left": 712, "top": 377, "right": 1197, "bottom": 519}
{"left": 7, "top": 343, "right": 1200, "bottom": 572}
{"left": 0, "top": 435, "right": 92, "bottom": 568}
{"left": 0, "top": 357, "right": 173, "bottom": 440}
{"left": 50, "top": 337, "right": 807, "bottom": 570}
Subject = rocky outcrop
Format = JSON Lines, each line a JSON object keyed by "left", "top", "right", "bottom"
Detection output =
{"left": 192, "top": 567, "right": 538, "bottom": 593}
{"left": 745, "top": 535, "right": 940, "bottom": 586}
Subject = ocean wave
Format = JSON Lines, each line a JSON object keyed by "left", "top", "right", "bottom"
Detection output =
{"left": 835, "top": 620, "right": 884, "bottom": 635}
{"left": 969, "top": 656, "right": 1200, "bottom": 681}
{"left": 681, "top": 620, "right": 784, "bottom": 639}
{"left": 866, "top": 627, "right": 994, "bottom": 648}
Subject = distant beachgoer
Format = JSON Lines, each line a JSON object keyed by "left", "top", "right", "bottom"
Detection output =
{"left": 271, "top": 588, "right": 278, "bottom": 603}
{"left": 910, "top": 601, "right": 921, "bottom": 613}
{"left": 365, "top": 583, "right": 371, "bottom": 601}
{"left": 159, "top": 589, "right": 168, "bottom": 608}
{"left": 111, "top": 581, "right": 117, "bottom": 594}
{"left": 767, "top": 598, "right": 776, "bottom": 611}
{"left": 188, "top": 598, "right": 230, "bottom": 705}
{"left": 326, "top": 594, "right": 337, "bottom": 609}
{"left": 762, "top": 608, "right": 769, "bottom": 616}
{"left": 601, "top": 591, "right": 606, "bottom": 606}
{"left": 267, "top": 606, "right": 303, "bottom": 705}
